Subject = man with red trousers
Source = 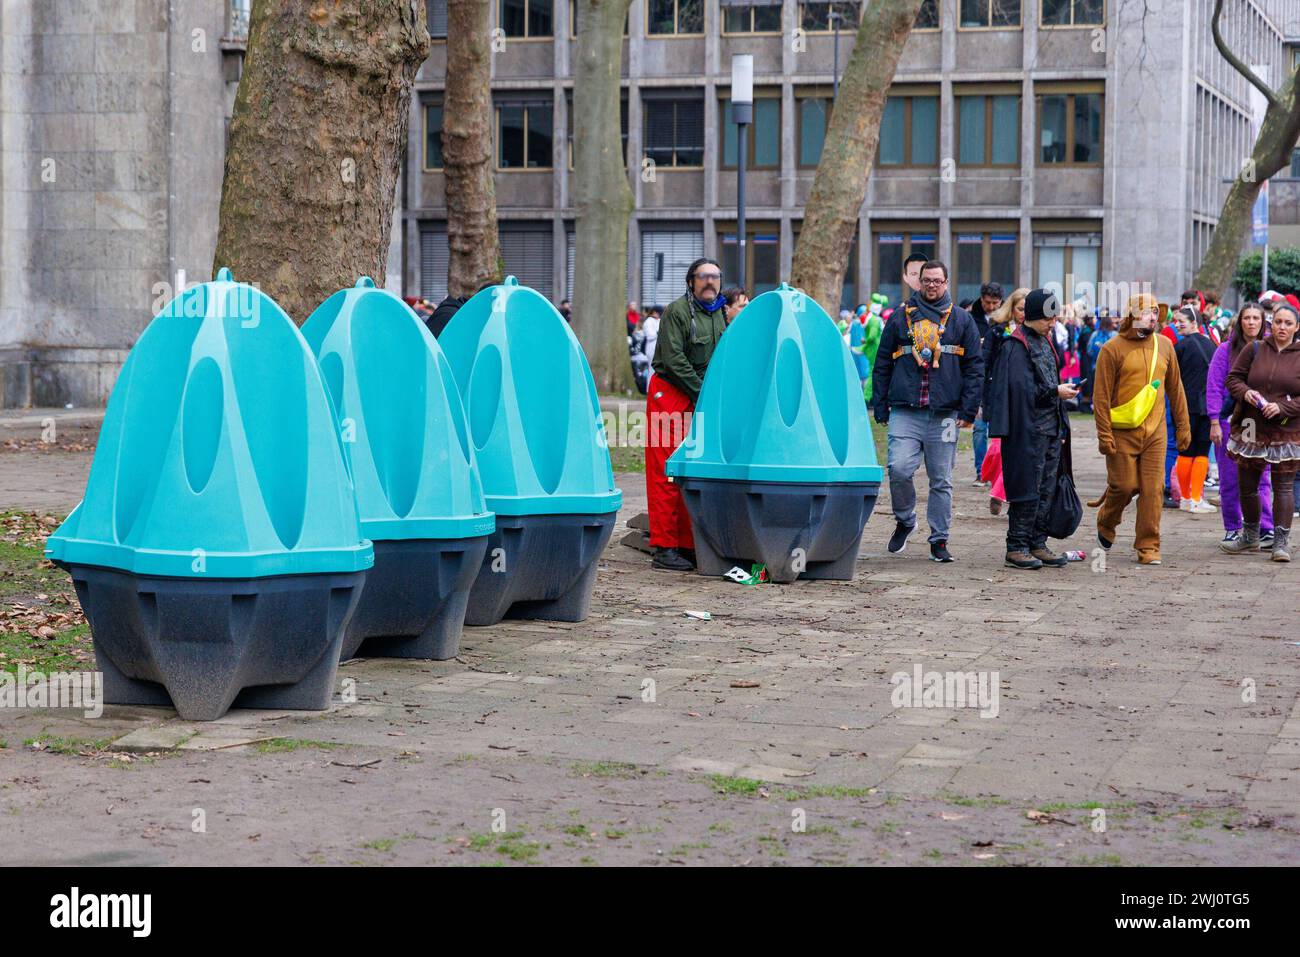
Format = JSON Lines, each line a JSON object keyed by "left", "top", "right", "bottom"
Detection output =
{"left": 645, "top": 258, "right": 728, "bottom": 571}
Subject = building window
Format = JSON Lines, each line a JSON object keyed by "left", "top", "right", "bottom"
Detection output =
{"left": 874, "top": 231, "right": 937, "bottom": 305}
{"left": 879, "top": 94, "right": 939, "bottom": 166}
{"left": 643, "top": 93, "right": 704, "bottom": 168}
{"left": 722, "top": 94, "right": 781, "bottom": 169}
{"left": 567, "top": 90, "right": 628, "bottom": 168}
{"left": 427, "top": 0, "right": 448, "bottom": 38}
{"left": 497, "top": 99, "right": 554, "bottom": 169}
{"left": 800, "top": 2, "right": 862, "bottom": 31}
{"left": 915, "top": 0, "right": 940, "bottom": 29}
{"left": 1041, "top": 0, "right": 1103, "bottom": 26}
{"left": 955, "top": 232, "right": 1017, "bottom": 304}
{"left": 724, "top": 1, "right": 783, "bottom": 33}
{"left": 798, "top": 94, "right": 833, "bottom": 167}
{"left": 960, "top": 0, "right": 1020, "bottom": 28}
{"left": 647, "top": 0, "right": 703, "bottom": 35}
{"left": 1034, "top": 230, "right": 1101, "bottom": 307}
{"left": 1037, "top": 89, "right": 1102, "bottom": 165}
{"left": 227, "top": 0, "right": 251, "bottom": 41}
{"left": 642, "top": 228, "right": 705, "bottom": 307}
{"left": 721, "top": 225, "right": 781, "bottom": 296}
{"left": 501, "top": 0, "right": 553, "bottom": 37}
{"left": 500, "top": 223, "right": 556, "bottom": 301}
{"left": 424, "top": 102, "right": 444, "bottom": 170}
{"left": 420, "top": 225, "right": 450, "bottom": 302}
{"left": 957, "top": 92, "right": 1020, "bottom": 166}
{"left": 569, "top": 0, "right": 628, "bottom": 36}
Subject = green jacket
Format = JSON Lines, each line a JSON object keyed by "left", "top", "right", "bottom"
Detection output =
{"left": 650, "top": 293, "right": 727, "bottom": 404}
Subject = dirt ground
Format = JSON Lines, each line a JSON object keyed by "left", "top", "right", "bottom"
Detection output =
{"left": 1, "top": 413, "right": 1297, "bottom": 866}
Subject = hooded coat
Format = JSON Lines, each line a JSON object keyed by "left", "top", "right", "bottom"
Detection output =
{"left": 985, "top": 323, "right": 1069, "bottom": 502}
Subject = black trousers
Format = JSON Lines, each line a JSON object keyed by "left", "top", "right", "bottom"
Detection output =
{"left": 1007, "top": 429, "right": 1061, "bottom": 552}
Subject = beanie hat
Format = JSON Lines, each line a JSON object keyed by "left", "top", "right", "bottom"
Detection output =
{"left": 1023, "top": 289, "right": 1060, "bottom": 324}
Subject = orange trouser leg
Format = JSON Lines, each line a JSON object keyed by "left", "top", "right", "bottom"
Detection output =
{"left": 1188, "top": 456, "right": 1209, "bottom": 500}
{"left": 1133, "top": 437, "right": 1168, "bottom": 559}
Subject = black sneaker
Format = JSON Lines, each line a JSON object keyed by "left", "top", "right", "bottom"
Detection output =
{"left": 1097, "top": 530, "right": 1112, "bottom": 551}
{"left": 1259, "top": 530, "right": 1275, "bottom": 549}
{"left": 652, "top": 547, "right": 694, "bottom": 572}
{"left": 887, "top": 521, "right": 916, "bottom": 554}
{"left": 1162, "top": 488, "right": 1180, "bottom": 509}
{"left": 929, "top": 541, "right": 954, "bottom": 563}
{"left": 680, "top": 547, "right": 697, "bottom": 566}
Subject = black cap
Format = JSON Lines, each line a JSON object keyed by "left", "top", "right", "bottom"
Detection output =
{"left": 1023, "top": 289, "right": 1059, "bottom": 324}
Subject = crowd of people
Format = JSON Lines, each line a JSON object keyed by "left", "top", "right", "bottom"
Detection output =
{"left": 636, "top": 253, "right": 1300, "bottom": 574}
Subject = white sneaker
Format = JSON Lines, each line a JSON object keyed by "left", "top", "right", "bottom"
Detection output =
{"left": 1190, "top": 499, "right": 1218, "bottom": 514}
{"left": 1179, "top": 497, "right": 1193, "bottom": 512}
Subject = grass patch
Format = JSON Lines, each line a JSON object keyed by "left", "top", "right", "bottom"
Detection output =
{"left": 571, "top": 761, "right": 643, "bottom": 780}
{"left": 707, "top": 774, "right": 766, "bottom": 796}
{"left": 361, "top": 838, "right": 396, "bottom": 852}
{"left": 253, "top": 738, "right": 345, "bottom": 754}
{"left": 1036, "top": 800, "right": 1135, "bottom": 813}
{"left": 944, "top": 794, "right": 1012, "bottom": 808}
{"left": 0, "top": 512, "right": 92, "bottom": 675}
{"left": 608, "top": 443, "right": 645, "bottom": 474}
{"left": 23, "top": 733, "right": 112, "bottom": 755}
{"left": 779, "top": 784, "right": 880, "bottom": 801}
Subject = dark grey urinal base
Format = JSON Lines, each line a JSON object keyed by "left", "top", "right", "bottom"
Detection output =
{"left": 62, "top": 564, "right": 365, "bottom": 721}
{"left": 340, "top": 535, "right": 489, "bottom": 661}
{"left": 464, "top": 512, "right": 617, "bottom": 627}
{"left": 674, "top": 477, "right": 880, "bottom": 584}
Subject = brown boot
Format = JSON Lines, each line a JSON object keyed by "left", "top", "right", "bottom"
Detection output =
{"left": 1030, "top": 546, "right": 1069, "bottom": 567}
{"left": 1005, "top": 550, "right": 1042, "bottom": 570}
{"left": 989, "top": 498, "right": 1003, "bottom": 515}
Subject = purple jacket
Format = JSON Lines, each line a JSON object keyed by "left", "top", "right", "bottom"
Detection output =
{"left": 1206, "top": 341, "right": 1234, "bottom": 424}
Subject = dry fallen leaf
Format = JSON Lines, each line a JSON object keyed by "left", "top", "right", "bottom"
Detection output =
{"left": 729, "top": 680, "right": 760, "bottom": 689}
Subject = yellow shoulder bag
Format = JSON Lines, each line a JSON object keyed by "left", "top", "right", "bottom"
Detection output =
{"left": 1109, "top": 338, "right": 1161, "bottom": 430}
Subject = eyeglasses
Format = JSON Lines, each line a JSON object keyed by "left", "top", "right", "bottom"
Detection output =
{"left": 694, "top": 272, "right": 721, "bottom": 281}
{"left": 920, "top": 277, "right": 947, "bottom": 286}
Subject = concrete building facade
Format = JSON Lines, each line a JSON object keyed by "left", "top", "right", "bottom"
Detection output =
{"left": 407, "top": 0, "right": 1300, "bottom": 314}
{"left": 0, "top": 0, "right": 245, "bottom": 408}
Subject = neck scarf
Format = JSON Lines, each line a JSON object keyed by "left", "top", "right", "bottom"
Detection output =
{"left": 693, "top": 293, "right": 724, "bottom": 313}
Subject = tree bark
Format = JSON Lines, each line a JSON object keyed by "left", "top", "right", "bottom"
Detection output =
{"left": 1194, "top": 0, "right": 1300, "bottom": 294}
{"left": 573, "top": 0, "right": 635, "bottom": 393}
{"left": 789, "top": 0, "right": 923, "bottom": 317}
{"left": 444, "top": 0, "right": 501, "bottom": 296}
{"left": 213, "top": 0, "right": 430, "bottom": 323}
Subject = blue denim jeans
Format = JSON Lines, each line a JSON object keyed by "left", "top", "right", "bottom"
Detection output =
{"left": 887, "top": 407, "right": 959, "bottom": 544}
{"left": 973, "top": 417, "right": 989, "bottom": 478}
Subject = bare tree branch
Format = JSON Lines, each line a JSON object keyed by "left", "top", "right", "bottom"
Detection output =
{"left": 1212, "top": 0, "right": 1279, "bottom": 109}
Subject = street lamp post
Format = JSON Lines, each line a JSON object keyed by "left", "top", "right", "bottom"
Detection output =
{"left": 732, "top": 54, "right": 753, "bottom": 292}
{"left": 832, "top": 7, "right": 841, "bottom": 102}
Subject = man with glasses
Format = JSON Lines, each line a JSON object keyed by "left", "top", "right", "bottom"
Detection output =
{"left": 871, "top": 261, "right": 984, "bottom": 563}
{"left": 646, "top": 257, "right": 729, "bottom": 572}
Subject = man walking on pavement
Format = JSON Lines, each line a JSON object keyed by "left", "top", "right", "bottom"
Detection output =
{"left": 645, "top": 258, "right": 728, "bottom": 572}
{"left": 871, "top": 261, "right": 984, "bottom": 563}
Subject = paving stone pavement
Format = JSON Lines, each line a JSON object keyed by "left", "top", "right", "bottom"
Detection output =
{"left": 1, "top": 416, "right": 1297, "bottom": 864}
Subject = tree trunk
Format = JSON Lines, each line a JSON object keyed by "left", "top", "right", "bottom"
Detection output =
{"left": 213, "top": 0, "right": 430, "bottom": 323}
{"left": 1194, "top": 77, "right": 1300, "bottom": 294}
{"left": 573, "top": 0, "right": 635, "bottom": 393}
{"left": 789, "top": 0, "right": 923, "bottom": 317}
{"left": 444, "top": 0, "right": 501, "bottom": 296}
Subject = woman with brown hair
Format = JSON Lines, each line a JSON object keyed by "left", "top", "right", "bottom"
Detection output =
{"left": 1208, "top": 303, "right": 1272, "bottom": 548}
{"left": 1222, "top": 303, "right": 1300, "bottom": 561}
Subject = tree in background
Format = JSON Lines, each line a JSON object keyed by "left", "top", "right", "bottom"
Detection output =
{"left": 572, "top": 0, "right": 635, "bottom": 392}
{"left": 444, "top": 0, "right": 502, "bottom": 295}
{"left": 213, "top": 1, "right": 429, "bottom": 322}
{"left": 790, "top": 0, "right": 924, "bottom": 317}
{"left": 1194, "top": 0, "right": 1300, "bottom": 294}
{"left": 1234, "top": 247, "right": 1300, "bottom": 300}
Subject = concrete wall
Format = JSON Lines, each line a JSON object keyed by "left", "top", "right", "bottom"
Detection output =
{"left": 0, "top": 0, "right": 231, "bottom": 408}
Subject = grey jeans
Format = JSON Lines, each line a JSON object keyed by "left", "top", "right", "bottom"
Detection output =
{"left": 886, "top": 407, "right": 959, "bottom": 544}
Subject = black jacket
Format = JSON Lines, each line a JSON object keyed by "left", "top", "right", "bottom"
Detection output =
{"left": 968, "top": 299, "right": 992, "bottom": 344}
{"left": 425, "top": 294, "right": 466, "bottom": 338}
{"left": 1175, "top": 333, "right": 1215, "bottom": 416}
{"left": 871, "top": 303, "right": 984, "bottom": 423}
{"left": 985, "top": 324, "right": 1069, "bottom": 502}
